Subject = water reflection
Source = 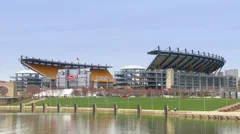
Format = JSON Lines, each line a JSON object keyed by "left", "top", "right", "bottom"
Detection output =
{"left": 0, "top": 113, "right": 239, "bottom": 134}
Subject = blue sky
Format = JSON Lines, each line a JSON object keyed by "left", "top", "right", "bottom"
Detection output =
{"left": 0, "top": 0, "right": 240, "bottom": 81}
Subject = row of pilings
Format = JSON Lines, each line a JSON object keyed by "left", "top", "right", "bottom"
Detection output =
{"left": 19, "top": 103, "right": 169, "bottom": 116}
{"left": 17, "top": 103, "right": 240, "bottom": 121}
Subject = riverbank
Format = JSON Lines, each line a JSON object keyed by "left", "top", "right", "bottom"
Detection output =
{"left": 31, "top": 97, "right": 240, "bottom": 111}
{"left": 1, "top": 105, "right": 240, "bottom": 121}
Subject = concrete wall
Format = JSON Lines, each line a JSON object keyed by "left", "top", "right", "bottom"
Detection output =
{"left": 0, "top": 82, "right": 17, "bottom": 97}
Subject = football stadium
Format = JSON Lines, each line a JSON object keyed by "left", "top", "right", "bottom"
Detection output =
{"left": 17, "top": 46, "right": 238, "bottom": 94}
{"left": 114, "top": 46, "right": 238, "bottom": 92}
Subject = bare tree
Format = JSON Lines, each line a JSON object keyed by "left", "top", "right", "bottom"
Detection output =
{"left": 25, "top": 85, "right": 40, "bottom": 97}
{"left": 146, "top": 88, "right": 154, "bottom": 96}
{"left": 82, "top": 88, "right": 89, "bottom": 96}
{"left": 71, "top": 89, "right": 82, "bottom": 96}
{"left": 0, "top": 86, "right": 8, "bottom": 96}
{"left": 120, "top": 88, "right": 132, "bottom": 96}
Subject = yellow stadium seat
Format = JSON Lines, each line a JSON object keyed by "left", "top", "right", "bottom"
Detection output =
{"left": 25, "top": 63, "right": 62, "bottom": 80}
{"left": 24, "top": 63, "right": 115, "bottom": 83}
{"left": 90, "top": 69, "right": 115, "bottom": 83}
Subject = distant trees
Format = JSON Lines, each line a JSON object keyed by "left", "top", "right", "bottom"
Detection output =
{"left": 71, "top": 89, "right": 82, "bottom": 96}
{"left": 70, "top": 87, "right": 168, "bottom": 97}
{"left": 0, "top": 86, "right": 8, "bottom": 96}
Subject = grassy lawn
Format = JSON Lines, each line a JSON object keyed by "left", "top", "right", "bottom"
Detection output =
{"left": 32, "top": 97, "right": 240, "bottom": 111}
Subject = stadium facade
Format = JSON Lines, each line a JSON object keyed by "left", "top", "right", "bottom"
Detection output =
{"left": 18, "top": 46, "right": 238, "bottom": 92}
{"left": 115, "top": 46, "right": 238, "bottom": 91}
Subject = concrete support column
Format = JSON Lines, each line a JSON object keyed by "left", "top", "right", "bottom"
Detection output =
{"left": 66, "top": 69, "right": 70, "bottom": 89}
{"left": 199, "top": 75, "right": 201, "bottom": 91}
{"left": 161, "top": 73, "right": 163, "bottom": 90}
{"left": 213, "top": 76, "right": 215, "bottom": 90}
{"left": 206, "top": 76, "right": 208, "bottom": 90}
{"left": 219, "top": 77, "right": 222, "bottom": 90}
{"left": 178, "top": 73, "right": 181, "bottom": 91}
{"left": 192, "top": 74, "right": 194, "bottom": 92}
{"left": 184, "top": 74, "right": 187, "bottom": 91}
{"left": 155, "top": 71, "right": 157, "bottom": 89}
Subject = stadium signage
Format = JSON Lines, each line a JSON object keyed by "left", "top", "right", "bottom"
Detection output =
{"left": 67, "top": 75, "right": 75, "bottom": 81}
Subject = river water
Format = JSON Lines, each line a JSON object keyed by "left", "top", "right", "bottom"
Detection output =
{"left": 0, "top": 113, "right": 239, "bottom": 134}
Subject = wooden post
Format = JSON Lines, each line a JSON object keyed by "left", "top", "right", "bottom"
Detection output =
{"left": 74, "top": 104, "right": 78, "bottom": 113}
{"left": 137, "top": 105, "right": 141, "bottom": 116}
{"left": 164, "top": 105, "right": 168, "bottom": 116}
{"left": 92, "top": 104, "right": 97, "bottom": 115}
{"left": 20, "top": 103, "right": 24, "bottom": 113}
{"left": 57, "top": 104, "right": 61, "bottom": 113}
{"left": 114, "top": 104, "right": 118, "bottom": 116}
{"left": 31, "top": 103, "right": 35, "bottom": 113}
{"left": 43, "top": 103, "right": 47, "bottom": 113}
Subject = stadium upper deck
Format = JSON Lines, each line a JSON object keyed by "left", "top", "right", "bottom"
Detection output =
{"left": 147, "top": 46, "right": 225, "bottom": 74}
{"left": 20, "top": 56, "right": 114, "bottom": 83}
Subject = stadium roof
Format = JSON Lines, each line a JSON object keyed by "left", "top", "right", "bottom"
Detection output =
{"left": 20, "top": 56, "right": 112, "bottom": 69}
{"left": 147, "top": 46, "right": 225, "bottom": 74}
{"left": 20, "top": 56, "right": 114, "bottom": 81}
{"left": 121, "top": 65, "right": 145, "bottom": 70}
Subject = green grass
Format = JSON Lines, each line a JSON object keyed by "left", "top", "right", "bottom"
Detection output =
{"left": 33, "top": 97, "right": 240, "bottom": 111}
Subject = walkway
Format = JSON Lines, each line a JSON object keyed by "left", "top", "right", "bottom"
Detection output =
{"left": 216, "top": 102, "right": 240, "bottom": 112}
{"left": 24, "top": 98, "right": 46, "bottom": 105}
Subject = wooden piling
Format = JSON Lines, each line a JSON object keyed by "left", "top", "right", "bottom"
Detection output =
{"left": 92, "top": 104, "right": 97, "bottom": 115}
{"left": 74, "top": 104, "right": 78, "bottom": 113}
{"left": 31, "top": 103, "right": 35, "bottom": 113}
{"left": 137, "top": 105, "right": 142, "bottom": 116}
{"left": 114, "top": 104, "right": 118, "bottom": 116}
{"left": 164, "top": 105, "right": 168, "bottom": 116}
{"left": 208, "top": 115, "right": 211, "bottom": 120}
{"left": 57, "top": 104, "right": 61, "bottom": 113}
{"left": 20, "top": 103, "right": 24, "bottom": 113}
{"left": 236, "top": 116, "right": 240, "bottom": 121}
{"left": 199, "top": 115, "right": 203, "bottom": 119}
{"left": 43, "top": 103, "right": 47, "bottom": 113}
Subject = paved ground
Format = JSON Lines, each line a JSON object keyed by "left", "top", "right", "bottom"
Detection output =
{"left": 216, "top": 102, "right": 240, "bottom": 112}
{"left": 24, "top": 98, "right": 46, "bottom": 105}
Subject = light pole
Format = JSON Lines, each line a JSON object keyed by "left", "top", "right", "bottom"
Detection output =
{"left": 204, "top": 98, "right": 206, "bottom": 111}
